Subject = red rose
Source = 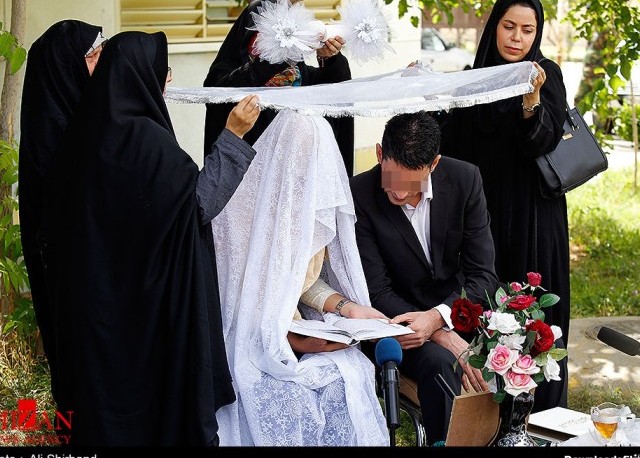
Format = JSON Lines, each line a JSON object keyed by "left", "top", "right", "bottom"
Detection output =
{"left": 508, "top": 294, "right": 536, "bottom": 311}
{"left": 451, "top": 298, "right": 483, "bottom": 333}
{"left": 526, "top": 320, "right": 555, "bottom": 356}
{"left": 527, "top": 272, "right": 542, "bottom": 287}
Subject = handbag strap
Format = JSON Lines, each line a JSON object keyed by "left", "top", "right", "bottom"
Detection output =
{"left": 537, "top": 57, "right": 575, "bottom": 130}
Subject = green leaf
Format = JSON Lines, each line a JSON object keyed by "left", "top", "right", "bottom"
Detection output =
{"left": 410, "top": 15, "right": 419, "bottom": 27}
{"left": 538, "top": 293, "right": 560, "bottom": 308}
{"left": 621, "top": 60, "right": 632, "bottom": 80}
{"left": 493, "top": 390, "right": 506, "bottom": 404}
{"left": 481, "top": 367, "right": 493, "bottom": 381}
{"left": 460, "top": 287, "right": 467, "bottom": 299}
{"left": 397, "top": 0, "right": 408, "bottom": 17}
{"left": 469, "top": 353, "right": 486, "bottom": 369}
{"left": 9, "top": 46, "right": 26, "bottom": 74}
{"left": 548, "top": 347, "right": 568, "bottom": 361}
{"left": 523, "top": 330, "right": 536, "bottom": 353}
{"left": 495, "top": 287, "right": 507, "bottom": 305}
{"left": 0, "top": 32, "right": 14, "bottom": 58}
{"left": 532, "top": 372, "right": 545, "bottom": 384}
{"left": 530, "top": 308, "right": 545, "bottom": 321}
{"left": 609, "top": 74, "right": 626, "bottom": 93}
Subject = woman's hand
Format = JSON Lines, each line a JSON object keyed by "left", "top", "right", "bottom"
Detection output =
{"left": 316, "top": 36, "right": 345, "bottom": 60}
{"left": 522, "top": 61, "right": 545, "bottom": 117}
{"left": 287, "top": 332, "right": 349, "bottom": 354}
{"left": 225, "top": 94, "right": 260, "bottom": 138}
{"left": 340, "top": 301, "right": 388, "bottom": 320}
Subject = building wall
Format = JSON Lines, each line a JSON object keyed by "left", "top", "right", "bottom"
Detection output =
{"left": 6, "top": 1, "right": 419, "bottom": 171}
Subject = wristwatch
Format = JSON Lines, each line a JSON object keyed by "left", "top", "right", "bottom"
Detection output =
{"left": 522, "top": 102, "right": 541, "bottom": 113}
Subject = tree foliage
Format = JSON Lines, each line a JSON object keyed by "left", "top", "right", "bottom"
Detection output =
{"left": 0, "top": 19, "right": 31, "bottom": 341}
{"left": 566, "top": 1, "right": 640, "bottom": 119}
{"left": 0, "top": 21, "right": 26, "bottom": 75}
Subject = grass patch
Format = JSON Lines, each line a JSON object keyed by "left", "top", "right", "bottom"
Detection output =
{"left": 0, "top": 333, "right": 58, "bottom": 446}
{"left": 568, "top": 385, "right": 640, "bottom": 415}
{"left": 567, "top": 167, "right": 640, "bottom": 317}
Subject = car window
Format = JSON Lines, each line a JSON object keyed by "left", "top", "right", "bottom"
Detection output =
{"left": 422, "top": 30, "right": 446, "bottom": 52}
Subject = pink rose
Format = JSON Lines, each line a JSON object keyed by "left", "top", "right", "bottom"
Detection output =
{"left": 527, "top": 272, "right": 542, "bottom": 287}
{"left": 510, "top": 282, "right": 522, "bottom": 292}
{"left": 508, "top": 294, "right": 536, "bottom": 311}
{"left": 504, "top": 370, "right": 538, "bottom": 397}
{"left": 511, "top": 354, "right": 540, "bottom": 375}
{"left": 484, "top": 344, "right": 518, "bottom": 375}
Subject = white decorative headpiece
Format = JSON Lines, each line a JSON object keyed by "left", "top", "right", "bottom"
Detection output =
{"left": 248, "top": 0, "right": 394, "bottom": 64}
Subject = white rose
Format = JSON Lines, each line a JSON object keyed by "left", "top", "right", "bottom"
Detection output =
{"left": 551, "top": 325, "right": 563, "bottom": 341}
{"left": 487, "top": 311, "right": 521, "bottom": 334}
{"left": 498, "top": 333, "right": 526, "bottom": 350}
{"left": 542, "top": 354, "right": 561, "bottom": 381}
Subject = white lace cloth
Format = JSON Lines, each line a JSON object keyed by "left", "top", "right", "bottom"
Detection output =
{"left": 211, "top": 110, "right": 389, "bottom": 446}
{"left": 165, "top": 61, "right": 536, "bottom": 117}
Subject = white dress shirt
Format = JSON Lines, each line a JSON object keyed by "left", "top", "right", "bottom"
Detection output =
{"left": 400, "top": 180, "right": 454, "bottom": 330}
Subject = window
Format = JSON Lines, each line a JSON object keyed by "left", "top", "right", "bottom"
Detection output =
{"left": 120, "top": 0, "right": 342, "bottom": 44}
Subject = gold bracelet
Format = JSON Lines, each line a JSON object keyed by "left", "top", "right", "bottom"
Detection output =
{"left": 334, "top": 298, "right": 353, "bottom": 317}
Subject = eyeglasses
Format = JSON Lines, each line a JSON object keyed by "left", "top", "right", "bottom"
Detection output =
{"left": 167, "top": 67, "right": 172, "bottom": 78}
{"left": 85, "top": 38, "right": 108, "bottom": 58}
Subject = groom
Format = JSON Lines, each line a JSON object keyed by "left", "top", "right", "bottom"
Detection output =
{"left": 349, "top": 111, "right": 498, "bottom": 445}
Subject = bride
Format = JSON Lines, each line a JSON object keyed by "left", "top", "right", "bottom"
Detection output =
{"left": 211, "top": 109, "right": 390, "bottom": 446}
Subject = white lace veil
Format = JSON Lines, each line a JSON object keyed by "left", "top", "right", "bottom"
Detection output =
{"left": 166, "top": 61, "right": 537, "bottom": 117}
{"left": 211, "top": 110, "right": 389, "bottom": 446}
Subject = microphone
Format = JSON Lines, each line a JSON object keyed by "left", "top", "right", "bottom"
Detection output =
{"left": 597, "top": 326, "right": 640, "bottom": 356}
{"left": 375, "top": 338, "right": 403, "bottom": 433}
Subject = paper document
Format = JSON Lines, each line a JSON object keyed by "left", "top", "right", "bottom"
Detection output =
{"left": 528, "top": 407, "right": 591, "bottom": 437}
{"left": 289, "top": 317, "right": 414, "bottom": 346}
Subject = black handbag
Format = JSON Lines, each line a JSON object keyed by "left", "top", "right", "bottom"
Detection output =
{"left": 535, "top": 104, "right": 608, "bottom": 199}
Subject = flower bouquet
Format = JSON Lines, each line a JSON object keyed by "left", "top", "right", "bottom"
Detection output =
{"left": 451, "top": 272, "right": 568, "bottom": 403}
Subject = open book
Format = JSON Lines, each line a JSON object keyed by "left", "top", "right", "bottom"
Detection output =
{"left": 289, "top": 317, "right": 414, "bottom": 346}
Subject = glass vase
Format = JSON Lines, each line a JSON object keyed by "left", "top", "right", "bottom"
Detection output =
{"left": 489, "top": 391, "right": 538, "bottom": 446}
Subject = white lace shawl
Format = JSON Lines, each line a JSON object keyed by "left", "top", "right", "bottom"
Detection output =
{"left": 166, "top": 61, "right": 536, "bottom": 117}
{"left": 211, "top": 110, "right": 389, "bottom": 446}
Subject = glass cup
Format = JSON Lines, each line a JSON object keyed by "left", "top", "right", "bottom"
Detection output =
{"left": 591, "top": 402, "right": 622, "bottom": 445}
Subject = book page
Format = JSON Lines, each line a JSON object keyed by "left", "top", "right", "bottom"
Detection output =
{"left": 289, "top": 320, "right": 356, "bottom": 345}
{"left": 330, "top": 317, "right": 414, "bottom": 340}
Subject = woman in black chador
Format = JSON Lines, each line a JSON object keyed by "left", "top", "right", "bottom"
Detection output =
{"left": 41, "top": 31, "right": 259, "bottom": 445}
{"left": 203, "top": 0, "right": 355, "bottom": 175}
{"left": 438, "top": 0, "right": 569, "bottom": 412}
{"left": 19, "top": 19, "right": 105, "bottom": 407}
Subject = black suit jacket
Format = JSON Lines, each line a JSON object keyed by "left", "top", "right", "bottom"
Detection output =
{"left": 350, "top": 157, "right": 498, "bottom": 319}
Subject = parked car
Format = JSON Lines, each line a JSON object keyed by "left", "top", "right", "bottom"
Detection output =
{"left": 420, "top": 27, "right": 475, "bottom": 73}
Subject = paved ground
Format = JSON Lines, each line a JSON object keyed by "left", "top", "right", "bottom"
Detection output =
{"left": 568, "top": 316, "right": 640, "bottom": 391}
{"left": 567, "top": 140, "right": 639, "bottom": 393}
